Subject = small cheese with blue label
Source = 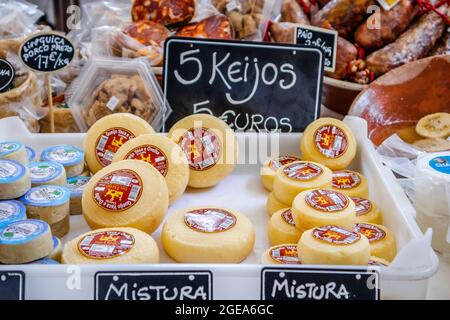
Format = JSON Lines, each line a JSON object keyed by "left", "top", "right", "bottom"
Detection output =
{"left": 29, "top": 161, "right": 66, "bottom": 187}
{"left": 0, "top": 200, "right": 26, "bottom": 229}
{"left": 26, "top": 146, "right": 36, "bottom": 162}
{"left": 20, "top": 185, "right": 70, "bottom": 238}
{"left": 47, "top": 236, "right": 62, "bottom": 262}
{"left": 40, "top": 145, "right": 85, "bottom": 177}
{"left": 0, "top": 219, "right": 53, "bottom": 264}
{"left": 0, "top": 159, "right": 31, "bottom": 200}
{"left": 0, "top": 141, "right": 28, "bottom": 166}
{"left": 67, "top": 176, "right": 91, "bottom": 215}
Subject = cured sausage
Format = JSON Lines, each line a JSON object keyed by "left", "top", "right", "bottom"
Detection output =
{"left": 269, "top": 22, "right": 297, "bottom": 43}
{"left": 312, "top": 0, "right": 376, "bottom": 38}
{"left": 175, "top": 15, "right": 234, "bottom": 40}
{"left": 131, "top": 0, "right": 195, "bottom": 26}
{"left": 366, "top": 6, "right": 448, "bottom": 76}
{"left": 355, "top": 0, "right": 419, "bottom": 50}
{"left": 281, "top": 0, "right": 310, "bottom": 24}
{"left": 431, "top": 29, "right": 450, "bottom": 56}
{"left": 122, "top": 21, "right": 170, "bottom": 47}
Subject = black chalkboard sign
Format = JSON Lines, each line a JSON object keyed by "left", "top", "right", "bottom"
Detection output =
{"left": 19, "top": 32, "right": 75, "bottom": 73}
{"left": 0, "top": 271, "right": 25, "bottom": 300}
{"left": 261, "top": 267, "right": 379, "bottom": 300}
{"left": 95, "top": 271, "right": 212, "bottom": 300}
{"left": 164, "top": 37, "right": 324, "bottom": 133}
{"left": 295, "top": 26, "right": 338, "bottom": 73}
{"left": 0, "top": 59, "right": 15, "bottom": 93}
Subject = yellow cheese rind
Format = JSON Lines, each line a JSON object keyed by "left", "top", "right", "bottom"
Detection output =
{"left": 84, "top": 113, "right": 155, "bottom": 174}
{"left": 273, "top": 161, "right": 332, "bottom": 205}
{"left": 82, "top": 160, "right": 169, "bottom": 234}
{"left": 162, "top": 207, "right": 255, "bottom": 263}
{"left": 332, "top": 170, "right": 369, "bottom": 198}
{"left": 292, "top": 189, "right": 356, "bottom": 230}
{"left": 260, "top": 155, "right": 302, "bottom": 191}
{"left": 61, "top": 227, "right": 159, "bottom": 264}
{"left": 112, "top": 134, "right": 189, "bottom": 205}
{"left": 168, "top": 114, "right": 238, "bottom": 189}
{"left": 268, "top": 209, "right": 302, "bottom": 246}
{"left": 49, "top": 214, "right": 70, "bottom": 238}
{"left": 48, "top": 237, "right": 62, "bottom": 262}
{"left": 353, "top": 197, "right": 383, "bottom": 225}
{"left": 298, "top": 228, "right": 371, "bottom": 265}
{"left": 354, "top": 223, "right": 397, "bottom": 262}
{"left": 300, "top": 118, "right": 357, "bottom": 170}
{"left": 261, "top": 244, "right": 300, "bottom": 264}
{"left": 266, "top": 192, "right": 289, "bottom": 216}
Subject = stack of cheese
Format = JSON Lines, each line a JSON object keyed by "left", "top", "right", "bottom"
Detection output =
{"left": 260, "top": 118, "right": 396, "bottom": 267}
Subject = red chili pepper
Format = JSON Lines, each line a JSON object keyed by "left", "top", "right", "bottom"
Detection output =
{"left": 263, "top": 20, "right": 273, "bottom": 43}
{"left": 417, "top": 0, "right": 450, "bottom": 24}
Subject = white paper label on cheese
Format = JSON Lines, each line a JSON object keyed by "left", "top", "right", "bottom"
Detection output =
{"left": 270, "top": 245, "right": 300, "bottom": 264}
{"left": 106, "top": 96, "right": 120, "bottom": 111}
{"left": 305, "top": 190, "right": 349, "bottom": 212}
{"left": 333, "top": 170, "right": 361, "bottom": 189}
{"left": 41, "top": 145, "right": 84, "bottom": 166}
{"left": 0, "top": 160, "right": 25, "bottom": 183}
{"left": 22, "top": 185, "right": 70, "bottom": 207}
{"left": 96, "top": 128, "right": 136, "bottom": 167}
{"left": 283, "top": 162, "right": 323, "bottom": 181}
{"left": 429, "top": 156, "right": 450, "bottom": 175}
{"left": 269, "top": 156, "right": 302, "bottom": 171}
{"left": 29, "top": 162, "right": 63, "bottom": 183}
{"left": 67, "top": 176, "right": 91, "bottom": 197}
{"left": 0, "top": 142, "right": 22, "bottom": 157}
{"left": 314, "top": 125, "right": 348, "bottom": 158}
{"left": 0, "top": 220, "right": 48, "bottom": 243}
{"left": 281, "top": 209, "right": 296, "bottom": 226}
{"left": 0, "top": 201, "right": 25, "bottom": 221}
{"left": 125, "top": 145, "right": 169, "bottom": 177}
{"left": 77, "top": 230, "right": 135, "bottom": 259}
{"left": 312, "top": 226, "right": 360, "bottom": 245}
{"left": 178, "top": 128, "right": 221, "bottom": 171}
{"left": 184, "top": 208, "right": 236, "bottom": 233}
{"left": 354, "top": 223, "right": 386, "bottom": 243}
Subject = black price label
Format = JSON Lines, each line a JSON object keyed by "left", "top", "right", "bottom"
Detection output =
{"left": 164, "top": 37, "right": 324, "bottom": 133}
{"left": 0, "top": 59, "right": 15, "bottom": 93}
{"left": 95, "top": 271, "right": 213, "bottom": 300}
{"left": 0, "top": 271, "right": 25, "bottom": 300}
{"left": 295, "top": 26, "right": 338, "bottom": 73}
{"left": 19, "top": 32, "right": 75, "bottom": 73}
{"left": 261, "top": 267, "right": 379, "bottom": 300}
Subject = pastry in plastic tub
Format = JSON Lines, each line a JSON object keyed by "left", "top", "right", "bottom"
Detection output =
{"left": 40, "top": 145, "right": 85, "bottom": 177}
{"left": 67, "top": 57, "right": 171, "bottom": 133}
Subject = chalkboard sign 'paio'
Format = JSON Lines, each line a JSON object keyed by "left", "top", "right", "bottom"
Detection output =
{"left": 0, "top": 271, "right": 25, "bottom": 300}
{"left": 294, "top": 25, "right": 338, "bottom": 73}
{"left": 0, "top": 59, "right": 15, "bottom": 93}
{"left": 164, "top": 37, "right": 324, "bottom": 133}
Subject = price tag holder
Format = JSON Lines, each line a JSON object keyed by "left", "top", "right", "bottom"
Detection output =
{"left": 164, "top": 37, "right": 324, "bottom": 133}
{"left": 0, "top": 59, "right": 15, "bottom": 93}
{"left": 294, "top": 25, "right": 338, "bottom": 73}
{"left": 95, "top": 271, "right": 213, "bottom": 300}
{"left": 261, "top": 267, "right": 380, "bottom": 300}
{"left": 0, "top": 271, "right": 25, "bottom": 300}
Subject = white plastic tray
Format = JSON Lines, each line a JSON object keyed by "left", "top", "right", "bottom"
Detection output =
{"left": 0, "top": 116, "right": 439, "bottom": 300}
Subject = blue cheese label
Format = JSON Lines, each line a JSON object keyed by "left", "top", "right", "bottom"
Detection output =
{"left": 0, "top": 220, "right": 48, "bottom": 243}
{"left": 40, "top": 145, "right": 84, "bottom": 166}
{"left": 0, "top": 160, "right": 26, "bottom": 184}
{"left": 67, "top": 176, "right": 91, "bottom": 197}
{"left": 26, "top": 146, "right": 36, "bottom": 162}
{"left": 429, "top": 155, "right": 450, "bottom": 175}
{"left": 0, "top": 201, "right": 26, "bottom": 227}
{"left": 0, "top": 141, "right": 23, "bottom": 158}
{"left": 21, "top": 185, "right": 70, "bottom": 207}
{"left": 29, "top": 161, "right": 64, "bottom": 183}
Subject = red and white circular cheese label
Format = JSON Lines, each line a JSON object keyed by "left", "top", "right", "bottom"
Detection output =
{"left": 354, "top": 223, "right": 386, "bottom": 242}
{"left": 281, "top": 209, "right": 296, "bottom": 226}
{"left": 125, "top": 144, "right": 169, "bottom": 177}
{"left": 77, "top": 230, "right": 135, "bottom": 259}
{"left": 92, "top": 169, "right": 142, "bottom": 211}
{"left": 269, "top": 155, "right": 301, "bottom": 171}
{"left": 305, "top": 190, "right": 349, "bottom": 212}
{"left": 352, "top": 197, "right": 372, "bottom": 216}
{"left": 184, "top": 208, "right": 236, "bottom": 233}
{"left": 313, "top": 226, "right": 360, "bottom": 245}
{"left": 95, "top": 128, "right": 135, "bottom": 166}
{"left": 178, "top": 128, "right": 221, "bottom": 171}
{"left": 333, "top": 170, "right": 361, "bottom": 189}
{"left": 269, "top": 245, "right": 300, "bottom": 264}
{"left": 314, "top": 125, "right": 348, "bottom": 158}
{"left": 283, "top": 162, "right": 323, "bottom": 181}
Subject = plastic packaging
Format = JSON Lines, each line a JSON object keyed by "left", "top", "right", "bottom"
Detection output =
{"left": 67, "top": 57, "right": 171, "bottom": 132}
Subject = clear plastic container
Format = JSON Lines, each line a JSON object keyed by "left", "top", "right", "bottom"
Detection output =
{"left": 67, "top": 57, "right": 171, "bottom": 132}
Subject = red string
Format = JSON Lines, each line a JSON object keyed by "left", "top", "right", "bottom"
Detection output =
{"left": 416, "top": 0, "right": 450, "bottom": 25}
{"left": 298, "top": 0, "right": 315, "bottom": 14}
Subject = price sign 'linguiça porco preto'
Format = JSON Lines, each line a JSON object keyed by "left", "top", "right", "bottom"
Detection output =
{"left": 164, "top": 37, "right": 324, "bottom": 133}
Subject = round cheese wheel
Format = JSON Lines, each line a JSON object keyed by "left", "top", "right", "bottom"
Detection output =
{"left": 40, "top": 145, "right": 85, "bottom": 177}
{"left": 354, "top": 223, "right": 397, "bottom": 262}
{"left": 300, "top": 118, "right": 357, "bottom": 170}
{"left": 61, "top": 227, "right": 159, "bottom": 264}
{"left": 369, "top": 256, "right": 390, "bottom": 267}
{"left": 298, "top": 225, "right": 371, "bottom": 265}
{"left": 67, "top": 176, "right": 91, "bottom": 215}
{"left": 292, "top": 189, "right": 356, "bottom": 231}
{"left": 26, "top": 146, "right": 36, "bottom": 163}
{"left": 84, "top": 113, "right": 155, "bottom": 174}
{"left": 266, "top": 192, "right": 289, "bottom": 216}
{"left": 0, "top": 159, "right": 30, "bottom": 200}
{"left": 273, "top": 161, "right": 332, "bottom": 205}
{"left": 168, "top": 114, "right": 238, "bottom": 188}
{"left": 0, "top": 141, "right": 28, "bottom": 166}
{"left": 352, "top": 197, "right": 383, "bottom": 225}
{"left": 29, "top": 161, "right": 67, "bottom": 187}
{"left": 261, "top": 244, "right": 300, "bottom": 264}
{"left": 0, "top": 219, "right": 53, "bottom": 264}
{"left": 48, "top": 236, "right": 62, "bottom": 262}
{"left": 82, "top": 160, "right": 168, "bottom": 234}
{"left": 260, "top": 155, "right": 302, "bottom": 191}
{"left": 49, "top": 214, "right": 70, "bottom": 239}
{"left": 0, "top": 200, "right": 26, "bottom": 229}
{"left": 162, "top": 207, "right": 255, "bottom": 263}
{"left": 268, "top": 209, "right": 302, "bottom": 246}
{"left": 332, "top": 170, "right": 368, "bottom": 198}
{"left": 113, "top": 134, "right": 189, "bottom": 204}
